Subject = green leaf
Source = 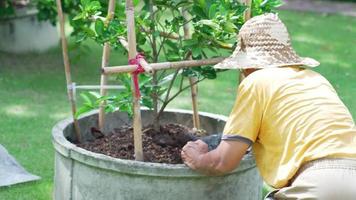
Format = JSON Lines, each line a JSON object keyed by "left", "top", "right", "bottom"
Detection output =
{"left": 209, "top": 4, "right": 217, "bottom": 19}
{"left": 80, "top": 0, "right": 90, "bottom": 7}
{"left": 139, "top": 75, "right": 153, "bottom": 87}
{"left": 88, "top": 91, "right": 101, "bottom": 99}
{"left": 73, "top": 12, "right": 85, "bottom": 20}
{"left": 182, "top": 38, "right": 198, "bottom": 47}
{"left": 105, "top": 104, "right": 116, "bottom": 113}
{"left": 165, "top": 40, "right": 179, "bottom": 51}
{"left": 82, "top": 27, "right": 96, "bottom": 37}
{"left": 268, "top": 0, "right": 284, "bottom": 7}
{"left": 197, "top": 19, "right": 219, "bottom": 30}
{"left": 182, "top": 68, "right": 198, "bottom": 77}
{"left": 201, "top": 66, "right": 217, "bottom": 79}
{"left": 75, "top": 105, "right": 93, "bottom": 118}
{"left": 167, "top": 53, "right": 181, "bottom": 61}
{"left": 152, "top": 31, "right": 160, "bottom": 37}
{"left": 192, "top": 6, "right": 207, "bottom": 18}
{"left": 87, "top": 1, "right": 101, "bottom": 11}
{"left": 223, "top": 21, "right": 237, "bottom": 33}
{"left": 192, "top": 47, "right": 201, "bottom": 57}
{"left": 116, "top": 74, "right": 132, "bottom": 90}
{"left": 157, "top": 88, "right": 168, "bottom": 96}
{"left": 80, "top": 93, "right": 92, "bottom": 106}
{"left": 120, "top": 104, "right": 133, "bottom": 117}
{"left": 196, "top": 0, "right": 206, "bottom": 10}
{"left": 141, "top": 97, "right": 153, "bottom": 108}
{"left": 95, "top": 19, "right": 105, "bottom": 36}
{"left": 133, "top": 0, "right": 140, "bottom": 6}
{"left": 175, "top": 1, "right": 191, "bottom": 8}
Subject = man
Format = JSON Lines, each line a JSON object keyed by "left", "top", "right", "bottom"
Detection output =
{"left": 181, "top": 13, "right": 356, "bottom": 199}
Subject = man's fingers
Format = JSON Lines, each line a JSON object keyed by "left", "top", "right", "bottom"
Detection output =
{"left": 194, "top": 139, "right": 206, "bottom": 145}
{"left": 181, "top": 151, "right": 196, "bottom": 169}
{"left": 182, "top": 142, "right": 197, "bottom": 151}
{"left": 195, "top": 139, "right": 208, "bottom": 147}
{"left": 187, "top": 141, "right": 194, "bottom": 145}
{"left": 184, "top": 161, "right": 196, "bottom": 170}
{"left": 181, "top": 150, "right": 187, "bottom": 159}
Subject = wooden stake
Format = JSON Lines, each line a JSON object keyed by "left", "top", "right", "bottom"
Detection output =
{"left": 102, "top": 57, "right": 225, "bottom": 75}
{"left": 55, "top": 0, "right": 81, "bottom": 142}
{"left": 118, "top": 36, "right": 153, "bottom": 74}
{"left": 126, "top": 0, "right": 143, "bottom": 161}
{"left": 182, "top": 9, "right": 200, "bottom": 129}
{"left": 239, "top": 0, "right": 252, "bottom": 83}
{"left": 244, "top": 0, "right": 252, "bottom": 21}
{"left": 98, "top": 0, "right": 116, "bottom": 131}
{"left": 118, "top": 36, "right": 129, "bottom": 50}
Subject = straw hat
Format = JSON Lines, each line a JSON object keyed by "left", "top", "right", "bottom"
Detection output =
{"left": 214, "top": 13, "right": 319, "bottom": 69}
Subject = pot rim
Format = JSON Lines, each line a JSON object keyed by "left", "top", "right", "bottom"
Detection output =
{"left": 52, "top": 108, "right": 256, "bottom": 177}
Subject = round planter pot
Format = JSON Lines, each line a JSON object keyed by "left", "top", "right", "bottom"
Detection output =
{"left": 0, "top": 6, "right": 58, "bottom": 53}
{"left": 52, "top": 109, "right": 262, "bottom": 200}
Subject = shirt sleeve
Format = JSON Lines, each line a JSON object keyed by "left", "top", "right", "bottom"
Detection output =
{"left": 222, "top": 78, "right": 263, "bottom": 144}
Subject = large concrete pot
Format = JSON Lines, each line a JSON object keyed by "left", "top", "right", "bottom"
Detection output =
{"left": 52, "top": 109, "right": 262, "bottom": 200}
{"left": 0, "top": 6, "right": 58, "bottom": 53}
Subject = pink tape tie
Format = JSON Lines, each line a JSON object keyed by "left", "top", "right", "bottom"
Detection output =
{"left": 129, "top": 53, "right": 146, "bottom": 98}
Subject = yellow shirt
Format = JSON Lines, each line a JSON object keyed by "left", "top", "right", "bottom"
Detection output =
{"left": 223, "top": 67, "right": 356, "bottom": 188}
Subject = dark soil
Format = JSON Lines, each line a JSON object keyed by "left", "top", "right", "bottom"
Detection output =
{"left": 78, "top": 123, "right": 200, "bottom": 164}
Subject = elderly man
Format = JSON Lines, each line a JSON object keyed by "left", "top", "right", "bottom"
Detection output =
{"left": 181, "top": 13, "right": 356, "bottom": 199}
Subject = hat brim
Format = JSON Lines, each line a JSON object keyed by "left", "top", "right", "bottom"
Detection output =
{"left": 214, "top": 55, "right": 320, "bottom": 70}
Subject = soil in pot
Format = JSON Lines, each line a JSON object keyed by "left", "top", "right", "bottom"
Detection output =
{"left": 77, "top": 123, "right": 206, "bottom": 164}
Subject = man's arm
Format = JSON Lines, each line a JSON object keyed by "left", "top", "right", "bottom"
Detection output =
{"left": 181, "top": 139, "right": 250, "bottom": 176}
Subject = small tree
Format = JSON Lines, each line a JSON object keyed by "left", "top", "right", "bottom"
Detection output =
{"left": 50, "top": 0, "right": 281, "bottom": 129}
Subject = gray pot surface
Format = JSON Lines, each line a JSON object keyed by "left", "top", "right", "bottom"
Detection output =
{"left": 52, "top": 109, "right": 262, "bottom": 200}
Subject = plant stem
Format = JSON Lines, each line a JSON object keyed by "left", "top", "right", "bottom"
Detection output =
{"left": 164, "top": 69, "right": 180, "bottom": 102}
{"left": 156, "top": 77, "right": 205, "bottom": 122}
{"left": 149, "top": 0, "right": 160, "bottom": 130}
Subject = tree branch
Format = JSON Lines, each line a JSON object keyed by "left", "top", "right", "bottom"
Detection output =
{"left": 156, "top": 77, "right": 205, "bottom": 120}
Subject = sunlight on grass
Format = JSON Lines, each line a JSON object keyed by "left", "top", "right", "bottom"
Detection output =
{"left": 293, "top": 34, "right": 324, "bottom": 45}
{"left": 320, "top": 55, "right": 352, "bottom": 69}
{"left": 3, "top": 105, "right": 37, "bottom": 117}
{"left": 49, "top": 112, "right": 71, "bottom": 120}
{"left": 0, "top": 180, "right": 53, "bottom": 200}
{"left": 319, "top": 53, "right": 338, "bottom": 64}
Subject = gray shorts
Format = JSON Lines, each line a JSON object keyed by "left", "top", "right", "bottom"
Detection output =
{"left": 265, "top": 158, "right": 356, "bottom": 200}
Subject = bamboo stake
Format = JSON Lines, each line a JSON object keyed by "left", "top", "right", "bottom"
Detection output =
{"left": 244, "top": 0, "right": 252, "bottom": 21}
{"left": 118, "top": 36, "right": 129, "bottom": 50}
{"left": 118, "top": 36, "right": 153, "bottom": 74}
{"left": 126, "top": 0, "right": 143, "bottom": 161}
{"left": 239, "top": 0, "right": 252, "bottom": 83}
{"left": 182, "top": 9, "right": 200, "bottom": 129}
{"left": 102, "top": 57, "right": 225, "bottom": 75}
{"left": 98, "top": 0, "right": 116, "bottom": 131}
{"left": 55, "top": 0, "right": 81, "bottom": 142}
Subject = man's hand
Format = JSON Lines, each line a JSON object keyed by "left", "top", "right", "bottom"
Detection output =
{"left": 181, "top": 139, "right": 250, "bottom": 175}
{"left": 181, "top": 140, "right": 208, "bottom": 170}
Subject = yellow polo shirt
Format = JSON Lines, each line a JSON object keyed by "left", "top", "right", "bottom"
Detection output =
{"left": 223, "top": 67, "right": 356, "bottom": 188}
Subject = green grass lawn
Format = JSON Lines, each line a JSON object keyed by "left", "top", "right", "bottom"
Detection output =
{"left": 0, "top": 10, "right": 355, "bottom": 199}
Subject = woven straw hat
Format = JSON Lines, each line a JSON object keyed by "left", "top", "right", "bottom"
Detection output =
{"left": 214, "top": 13, "right": 319, "bottom": 69}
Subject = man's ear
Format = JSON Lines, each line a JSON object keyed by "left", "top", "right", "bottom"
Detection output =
{"left": 243, "top": 68, "right": 259, "bottom": 77}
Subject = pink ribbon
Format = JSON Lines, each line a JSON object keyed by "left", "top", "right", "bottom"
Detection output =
{"left": 129, "top": 53, "right": 145, "bottom": 98}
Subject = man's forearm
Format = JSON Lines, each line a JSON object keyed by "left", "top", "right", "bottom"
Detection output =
{"left": 196, "top": 149, "right": 228, "bottom": 176}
